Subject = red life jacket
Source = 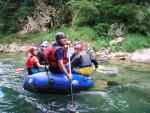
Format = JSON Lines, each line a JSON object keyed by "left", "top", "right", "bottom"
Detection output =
{"left": 25, "top": 55, "right": 39, "bottom": 69}
{"left": 44, "top": 43, "right": 67, "bottom": 67}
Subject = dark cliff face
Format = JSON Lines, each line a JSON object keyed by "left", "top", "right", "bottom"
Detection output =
{"left": 0, "top": 0, "right": 72, "bottom": 35}
{"left": 17, "top": 0, "right": 72, "bottom": 35}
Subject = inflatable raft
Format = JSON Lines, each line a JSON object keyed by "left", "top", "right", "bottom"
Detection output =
{"left": 23, "top": 72, "right": 94, "bottom": 94}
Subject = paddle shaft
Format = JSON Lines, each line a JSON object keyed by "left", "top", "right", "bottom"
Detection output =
{"left": 68, "top": 45, "right": 74, "bottom": 106}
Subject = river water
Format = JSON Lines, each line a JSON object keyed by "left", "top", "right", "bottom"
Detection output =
{"left": 0, "top": 53, "right": 150, "bottom": 113}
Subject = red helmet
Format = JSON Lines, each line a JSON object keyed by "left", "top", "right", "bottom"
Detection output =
{"left": 29, "top": 47, "right": 37, "bottom": 53}
{"left": 74, "top": 44, "right": 83, "bottom": 51}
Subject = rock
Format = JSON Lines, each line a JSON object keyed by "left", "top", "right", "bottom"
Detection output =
{"left": 130, "top": 48, "right": 150, "bottom": 64}
{"left": 95, "top": 80, "right": 108, "bottom": 89}
{"left": 108, "top": 52, "right": 131, "bottom": 60}
{"left": 17, "top": 0, "right": 55, "bottom": 35}
{"left": 0, "top": 41, "right": 150, "bottom": 64}
{"left": 118, "top": 57, "right": 126, "bottom": 60}
{"left": 95, "top": 51, "right": 131, "bottom": 61}
{"left": 109, "top": 37, "right": 125, "bottom": 46}
{"left": 0, "top": 43, "right": 32, "bottom": 53}
{"left": 90, "top": 49, "right": 94, "bottom": 53}
{"left": 107, "top": 23, "right": 125, "bottom": 37}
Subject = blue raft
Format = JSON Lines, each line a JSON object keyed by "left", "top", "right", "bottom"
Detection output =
{"left": 23, "top": 72, "right": 94, "bottom": 94}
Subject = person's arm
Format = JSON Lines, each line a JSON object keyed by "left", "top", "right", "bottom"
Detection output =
{"left": 41, "top": 51, "right": 48, "bottom": 64}
{"left": 71, "top": 54, "right": 81, "bottom": 67}
{"left": 70, "top": 53, "right": 77, "bottom": 61}
{"left": 58, "top": 60, "right": 72, "bottom": 79}
{"left": 36, "top": 62, "right": 45, "bottom": 68}
{"left": 32, "top": 56, "right": 45, "bottom": 68}
{"left": 89, "top": 53, "right": 98, "bottom": 69}
{"left": 56, "top": 48, "right": 72, "bottom": 79}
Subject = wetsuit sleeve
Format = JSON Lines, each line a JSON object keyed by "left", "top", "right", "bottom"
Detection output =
{"left": 40, "top": 52, "right": 48, "bottom": 64}
{"left": 38, "top": 51, "right": 46, "bottom": 63}
{"left": 70, "top": 53, "right": 77, "bottom": 61}
{"left": 89, "top": 53, "right": 98, "bottom": 68}
{"left": 71, "top": 54, "right": 82, "bottom": 67}
{"left": 55, "top": 48, "right": 64, "bottom": 60}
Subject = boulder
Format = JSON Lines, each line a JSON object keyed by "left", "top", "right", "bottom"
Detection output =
{"left": 110, "top": 37, "right": 125, "bottom": 46}
{"left": 0, "top": 43, "right": 32, "bottom": 53}
{"left": 130, "top": 49, "right": 150, "bottom": 64}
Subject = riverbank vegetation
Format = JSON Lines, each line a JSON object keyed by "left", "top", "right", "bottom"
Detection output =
{"left": 0, "top": 0, "right": 150, "bottom": 52}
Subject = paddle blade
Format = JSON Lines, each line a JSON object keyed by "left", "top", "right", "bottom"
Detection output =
{"left": 96, "top": 69, "right": 106, "bottom": 74}
{"left": 98, "top": 60, "right": 109, "bottom": 64}
{"left": 97, "top": 65, "right": 118, "bottom": 74}
{"left": 100, "top": 66, "right": 118, "bottom": 71}
{"left": 15, "top": 68, "right": 25, "bottom": 73}
{"left": 68, "top": 104, "right": 76, "bottom": 113}
{"left": 100, "top": 69, "right": 118, "bottom": 74}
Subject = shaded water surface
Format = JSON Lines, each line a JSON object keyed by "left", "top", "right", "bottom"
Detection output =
{"left": 0, "top": 53, "right": 150, "bottom": 113}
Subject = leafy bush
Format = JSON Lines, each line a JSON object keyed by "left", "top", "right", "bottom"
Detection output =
{"left": 70, "top": 0, "right": 150, "bottom": 36}
{"left": 70, "top": 0, "right": 99, "bottom": 27}
{"left": 0, "top": 0, "right": 36, "bottom": 34}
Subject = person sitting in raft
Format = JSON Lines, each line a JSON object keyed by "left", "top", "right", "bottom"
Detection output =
{"left": 37, "top": 43, "right": 49, "bottom": 65}
{"left": 25, "top": 47, "right": 48, "bottom": 75}
{"left": 70, "top": 41, "right": 81, "bottom": 61}
{"left": 71, "top": 44, "right": 98, "bottom": 76}
{"left": 44, "top": 32, "right": 72, "bottom": 80}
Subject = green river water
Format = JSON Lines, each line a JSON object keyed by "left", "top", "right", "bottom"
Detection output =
{"left": 0, "top": 53, "right": 150, "bottom": 113}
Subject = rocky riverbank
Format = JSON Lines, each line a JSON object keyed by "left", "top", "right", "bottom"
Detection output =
{"left": 93, "top": 48, "right": 150, "bottom": 64}
{"left": 0, "top": 43, "right": 150, "bottom": 64}
{"left": 0, "top": 43, "right": 32, "bottom": 53}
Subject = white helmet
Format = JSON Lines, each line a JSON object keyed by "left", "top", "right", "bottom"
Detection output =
{"left": 42, "top": 41, "right": 49, "bottom": 47}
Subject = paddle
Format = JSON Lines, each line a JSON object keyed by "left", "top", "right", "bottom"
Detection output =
{"left": 68, "top": 45, "right": 77, "bottom": 113}
{"left": 15, "top": 68, "right": 25, "bottom": 73}
{"left": 98, "top": 59, "right": 110, "bottom": 64}
{"left": 93, "top": 65, "right": 118, "bottom": 74}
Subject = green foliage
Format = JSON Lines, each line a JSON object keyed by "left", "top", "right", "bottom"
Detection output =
{"left": 1, "top": 0, "right": 149, "bottom": 36}
{"left": 93, "top": 36, "right": 110, "bottom": 51}
{"left": 0, "top": 0, "right": 36, "bottom": 34}
{"left": 121, "top": 34, "right": 150, "bottom": 52}
{"left": 70, "top": 0, "right": 99, "bottom": 26}
{"left": 67, "top": 27, "right": 98, "bottom": 41}
{"left": 46, "top": 0, "right": 73, "bottom": 28}
{"left": 94, "top": 23, "right": 109, "bottom": 36}
{"left": 0, "top": 0, "right": 150, "bottom": 52}
{"left": 70, "top": 0, "right": 150, "bottom": 36}
{"left": 0, "top": 27, "right": 150, "bottom": 52}
{"left": 110, "top": 0, "right": 150, "bottom": 6}
{"left": 0, "top": 26, "right": 98, "bottom": 44}
{"left": 109, "top": 33, "right": 150, "bottom": 52}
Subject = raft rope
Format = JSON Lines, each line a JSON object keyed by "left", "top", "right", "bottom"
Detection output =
{"left": 26, "top": 76, "right": 93, "bottom": 88}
